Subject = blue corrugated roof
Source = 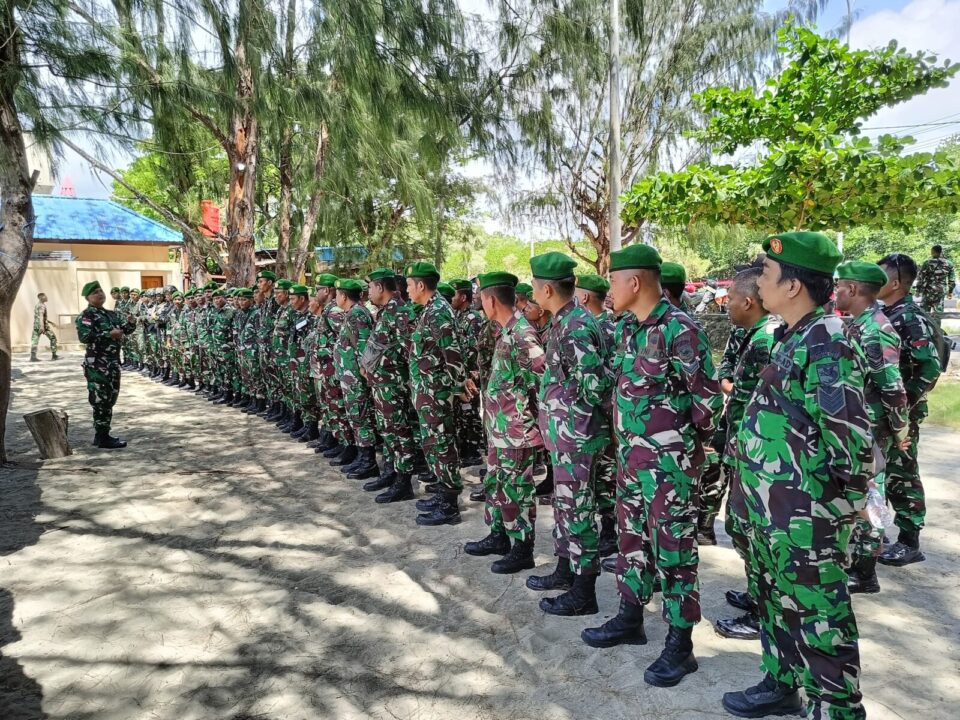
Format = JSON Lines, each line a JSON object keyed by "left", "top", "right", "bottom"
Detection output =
{"left": 32, "top": 195, "right": 183, "bottom": 244}
{"left": 315, "top": 245, "right": 404, "bottom": 262}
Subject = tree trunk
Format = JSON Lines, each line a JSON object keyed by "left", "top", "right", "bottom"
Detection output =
{"left": 225, "top": 39, "right": 258, "bottom": 287}
{"left": 292, "top": 124, "right": 329, "bottom": 280}
{"left": 276, "top": 124, "right": 293, "bottom": 278}
{"left": 0, "top": 4, "right": 35, "bottom": 464}
{"left": 22, "top": 409, "right": 72, "bottom": 459}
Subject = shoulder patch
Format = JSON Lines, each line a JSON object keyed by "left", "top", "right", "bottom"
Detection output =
{"left": 675, "top": 335, "right": 696, "bottom": 363}
{"left": 817, "top": 361, "right": 840, "bottom": 386}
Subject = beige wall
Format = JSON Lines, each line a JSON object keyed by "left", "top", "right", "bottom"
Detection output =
{"left": 13, "top": 258, "right": 182, "bottom": 351}
{"left": 32, "top": 242, "right": 173, "bottom": 263}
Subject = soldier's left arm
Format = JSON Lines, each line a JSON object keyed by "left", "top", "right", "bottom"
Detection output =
{"left": 669, "top": 322, "right": 722, "bottom": 442}
{"left": 435, "top": 309, "right": 466, "bottom": 393}
{"left": 559, "top": 319, "right": 610, "bottom": 407}
{"left": 865, "top": 330, "right": 910, "bottom": 444}
{"left": 903, "top": 316, "right": 942, "bottom": 405}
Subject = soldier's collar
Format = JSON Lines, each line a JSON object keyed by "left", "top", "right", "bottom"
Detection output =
{"left": 638, "top": 298, "right": 670, "bottom": 327}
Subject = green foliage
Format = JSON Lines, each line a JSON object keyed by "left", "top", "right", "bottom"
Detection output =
{"left": 622, "top": 26, "right": 960, "bottom": 233}
{"left": 441, "top": 228, "right": 595, "bottom": 280}
{"left": 927, "top": 380, "right": 960, "bottom": 430}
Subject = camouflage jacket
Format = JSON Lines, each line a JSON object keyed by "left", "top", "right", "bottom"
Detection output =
{"left": 238, "top": 304, "right": 260, "bottom": 356}
{"left": 211, "top": 306, "right": 236, "bottom": 357}
{"left": 883, "top": 294, "right": 942, "bottom": 413}
{"left": 33, "top": 302, "right": 48, "bottom": 333}
{"left": 734, "top": 308, "right": 875, "bottom": 573}
{"left": 232, "top": 306, "right": 251, "bottom": 353}
{"left": 334, "top": 303, "right": 373, "bottom": 379}
{"left": 613, "top": 298, "right": 721, "bottom": 470}
{"left": 916, "top": 257, "right": 956, "bottom": 302}
{"left": 485, "top": 313, "right": 546, "bottom": 449}
{"left": 306, "top": 301, "right": 344, "bottom": 379}
{"left": 409, "top": 293, "right": 465, "bottom": 398}
{"left": 271, "top": 303, "right": 297, "bottom": 359}
{"left": 367, "top": 296, "right": 408, "bottom": 384}
{"left": 456, "top": 306, "right": 486, "bottom": 375}
{"left": 289, "top": 308, "right": 314, "bottom": 371}
{"left": 846, "top": 302, "right": 909, "bottom": 444}
{"left": 476, "top": 318, "right": 498, "bottom": 385}
{"left": 539, "top": 299, "right": 611, "bottom": 454}
{"left": 76, "top": 305, "right": 135, "bottom": 369}
{"left": 718, "top": 325, "right": 749, "bottom": 381}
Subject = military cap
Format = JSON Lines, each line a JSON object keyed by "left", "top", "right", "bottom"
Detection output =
{"left": 235, "top": 288, "right": 254, "bottom": 298}
{"left": 478, "top": 271, "right": 518, "bottom": 290}
{"left": 576, "top": 274, "right": 610, "bottom": 294}
{"left": 316, "top": 273, "right": 338, "bottom": 287}
{"left": 450, "top": 278, "right": 472, "bottom": 291}
{"left": 515, "top": 282, "right": 533, "bottom": 297}
{"left": 436, "top": 282, "right": 456, "bottom": 300}
{"left": 203, "top": 281, "right": 219, "bottom": 291}
{"left": 289, "top": 283, "right": 309, "bottom": 296}
{"left": 257, "top": 270, "right": 277, "bottom": 282}
{"left": 335, "top": 278, "right": 364, "bottom": 292}
{"left": 275, "top": 279, "right": 294, "bottom": 291}
{"left": 609, "top": 244, "right": 662, "bottom": 272}
{"left": 405, "top": 261, "right": 441, "bottom": 280}
{"left": 120, "top": 286, "right": 130, "bottom": 293}
{"left": 762, "top": 231, "right": 841, "bottom": 277}
{"left": 660, "top": 262, "right": 687, "bottom": 285}
{"left": 836, "top": 260, "right": 888, "bottom": 287}
{"left": 530, "top": 251, "right": 577, "bottom": 280}
{"left": 367, "top": 267, "right": 395, "bottom": 282}
{"left": 130, "top": 288, "right": 141, "bottom": 295}
{"left": 211, "top": 289, "right": 224, "bottom": 298}
{"left": 81, "top": 280, "right": 102, "bottom": 298}
{"left": 171, "top": 291, "right": 183, "bottom": 299}
{"left": 110, "top": 286, "right": 119, "bottom": 293}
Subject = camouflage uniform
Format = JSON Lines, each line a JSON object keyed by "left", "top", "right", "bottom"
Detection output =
{"left": 539, "top": 300, "right": 610, "bottom": 575}
{"left": 484, "top": 313, "right": 546, "bottom": 540}
{"left": 238, "top": 301, "right": 262, "bottom": 399}
{"left": 915, "top": 256, "right": 956, "bottom": 314}
{"left": 613, "top": 299, "right": 721, "bottom": 627}
{"left": 314, "top": 301, "right": 350, "bottom": 444}
{"left": 335, "top": 302, "right": 376, "bottom": 446}
{"left": 257, "top": 298, "right": 280, "bottom": 403}
{"left": 30, "top": 301, "right": 58, "bottom": 356}
{"left": 231, "top": 303, "right": 251, "bottom": 396}
{"left": 409, "top": 293, "right": 465, "bottom": 492}
{"left": 882, "top": 294, "right": 942, "bottom": 536}
{"left": 182, "top": 303, "right": 200, "bottom": 383}
{"left": 593, "top": 308, "right": 618, "bottom": 529}
{"left": 735, "top": 308, "right": 875, "bottom": 719}
{"left": 367, "top": 296, "right": 417, "bottom": 474}
{"left": 272, "top": 303, "right": 298, "bottom": 407}
{"left": 289, "top": 306, "right": 318, "bottom": 422}
{"left": 455, "top": 305, "right": 486, "bottom": 461}
{"left": 76, "top": 305, "right": 135, "bottom": 434}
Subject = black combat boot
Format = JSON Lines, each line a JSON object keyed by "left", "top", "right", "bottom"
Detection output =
{"left": 284, "top": 413, "right": 304, "bottom": 435}
{"left": 599, "top": 514, "right": 617, "bottom": 557}
{"left": 601, "top": 556, "right": 617, "bottom": 573}
{"left": 376, "top": 473, "right": 415, "bottom": 503}
{"left": 416, "top": 492, "right": 444, "bottom": 512}
{"left": 848, "top": 556, "right": 881, "bottom": 594}
{"left": 464, "top": 530, "right": 510, "bottom": 557}
{"left": 208, "top": 386, "right": 223, "bottom": 401}
{"left": 469, "top": 486, "right": 486, "bottom": 502}
{"left": 715, "top": 612, "right": 760, "bottom": 640}
{"left": 340, "top": 446, "right": 368, "bottom": 474}
{"left": 242, "top": 397, "right": 258, "bottom": 413}
{"left": 415, "top": 492, "right": 461, "bottom": 526}
{"left": 878, "top": 530, "right": 925, "bottom": 566}
{"left": 51, "top": 352, "right": 59, "bottom": 360}
{"left": 363, "top": 462, "right": 396, "bottom": 492}
{"left": 460, "top": 452, "right": 483, "bottom": 468}
{"left": 582, "top": 599, "right": 647, "bottom": 647}
{"left": 643, "top": 625, "right": 697, "bottom": 687}
{"left": 92, "top": 431, "right": 127, "bottom": 449}
{"left": 297, "top": 421, "right": 319, "bottom": 442}
{"left": 329, "top": 444, "right": 358, "bottom": 467}
{"left": 164, "top": 372, "right": 179, "bottom": 386}
{"left": 321, "top": 441, "right": 346, "bottom": 458}
{"left": 291, "top": 416, "right": 310, "bottom": 438}
{"left": 722, "top": 674, "right": 803, "bottom": 718}
{"left": 491, "top": 537, "right": 536, "bottom": 574}
{"left": 215, "top": 390, "right": 234, "bottom": 405}
{"left": 186, "top": 378, "right": 196, "bottom": 390}
{"left": 265, "top": 402, "right": 283, "bottom": 421}
{"left": 697, "top": 512, "right": 718, "bottom": 546}
{"left": 526, "top": 557, "right": 574, "bottom": 591}
{"left": 29, "top": 350, "right": 39, "bottom": 362}
{"left": 162, "top": 367, "right": 171, "bottom": 382}
{"left": 346, "top": 448, "right": 379, "bottom": 480}
{"left": 540, "top": 572, "right": 599, "bottom": 616}
{"left": 275, "top": 406, "right": 292, "bottom": 427}
{"left": 313, "top": 430, "right": 335, "bottom": 451}
{"left": 725, "top": 589, "right": 758, "bottom": 613}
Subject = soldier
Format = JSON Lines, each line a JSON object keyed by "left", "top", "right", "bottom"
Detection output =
{"left": 721, "top": 232, "right": 874, "bottom": 720}
{"left": 30, "top": 292, "right": 59, "bottom": 362}
{"left": 127, "top": 289, "right": 143, "bottom": 369}
{"left": 315, "top": 276, "right": 356, "bottom": 464}
{"left": 583, "top": 245, "right": 720, "bottom": 690}
{"left": 515, "top": 282, "right": 533, "bottom": 312}
{"left": 239, "top": 288, "right": 264, "bottom": 412}
{"left": 118, "top": 287, "right": 133, "bottom": 367}
{"left": 76, "top": 281, "right": 136, "bottom": 448}
{"left": 164, "top": 291, "right": 186, "bottom": 386}
{"left": 254, "top": 271, "right": 280, "bottom": 418}
{"left": 834, "top": 261, "right": 909, "bottom": 595}
{"left": 575, "top": 274, "right": 618, "bottom": 558}
{"left": 915, "top": 243, "right": 956, "bottom": 315}
{"left": 437, "top": 282, "right": 456, "bottom": 302}
{"left": 464, "top": 271, "right": 546, "bottom": 573}
{"left": 331, "top": 278, "right": 378, "bottom": 478}
{"left": 451, "top": 278, "right": 486, "bottom": 468}
{"left": 110, "top": 287, "right": 121, "bottom": 309}
{"left": 229, "top": 289, "right": 254, "bottom": 407}
{"left": 287, "top": 284, "right": 321, "bottom": 441}
{"left": 270, "top": 279, "right": 298, "bottom": 431}
{"left": 526, "top": 252, "right": 610, "bottom": 617}
{"left": 362, "top": 268, "right": 419, "bottom": 502}
{"left": 659, "top": 262, "right": 692, "bottom": 313}
{"left": 406, "top": 261, "right": 467, "bottom": 526}
{"left": 211, "top": 289, "right": 237, "bottom": 405}
{"left": 713, "top": 268, "right": 783, "bottom": 641}
{"left": 876, "top": 253, "right": 943, "bottom": 567}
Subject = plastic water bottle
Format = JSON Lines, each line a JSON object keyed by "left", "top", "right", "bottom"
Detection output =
{"left": 866, "top": 488, "right": 895, "bottom": 530}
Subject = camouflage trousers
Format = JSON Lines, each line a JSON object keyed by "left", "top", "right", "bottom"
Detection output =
{"left": 291, "top": 362, "right": 318, "bottom": 422}
{"left": 30, "top": 327, "right": 58, "bottom": 355}
{"left": 183, "top": 346, "right": 198, "bottom": 381}
{"left": 698, "top": 449, "right": 726, "bottom": 519}
{"left": 413, "top": 384, "right": 462, "bottom": 492}
{"left": 919, "top": 296, "right": 945, "bottom": 315}
{"left": 549, "top": 449, "right": 600, "bottom": 575}
{"left": 614, "top": 458, "right": 701, "bottom": 628}
{"left": 851, "top": 440, "right": 890, "bottom": 561}
{"left": 595, "top": 442, "right": 616, "bottom": 519}
{"left": 485, "top": 446, "right": 538, "bottom": 541}
{"left": 724, "top": 462, "right": 758, "bottom": 601}
{"left": 456, "top": 395, "right": 484, "bottom": 461}
{"left": 371, "top": 380, "right": 416, "bottom": 473}
{"left": 750, "top": 524, "right": 865, "bottom": 720}
{"left": 886, "top": 416, "right": 925, "bottom": 535}
{"left": 83, "top": 364, "right": 121, "bottom": 434}
{"left": 259, "top": 350, "right": 278, "bottom": 401}
{"left": 123, "top": 334, "right": 139, "bottom": 364}
{"left": 216, "top": 350, "right": 238, "bottom": 391}
{"left": 315, "top": 372, "right": 352, "bottom": 445}
{"left": 340, "top": 372, "right": 376, "bottom": 448}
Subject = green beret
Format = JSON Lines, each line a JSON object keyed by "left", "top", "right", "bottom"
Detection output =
{"left": 367, "top": 267, "right": 395, "bottom": 282}
{"left": 436, "top": 282, "right": 456, "bottom": 300}
{"left": 762, "top": 231, "right": 841, "bottom": 277}
{"left": 120, "top": 286, "right": 130, "bottom": 293}
{"left": 289, "top": 283, "right": 309, "bottom": 296}
{"left": 660, "top": 262, "right": 687, "bottom": 285}
{"left": 211, "top": 289, "right": 224, "bottom": 298}
{"left": 235, "top": 288, "right": 254, "bottom": 298}
{"left": 515, "top": 282, "right": 533, "bottom": 297}
{"left": 81, "top": 280, "right": 102, "bottom": 298}
{"left": 405, "top": 261, "right": 440, "bottom": 280}
{"left": 335, "top": 278, "right": 364, "bottom": 292}
{"left": 478, "top": 271, "right": 518, "bottom": 290}
{"left": 110, "top": 286, "right": 120, "bottom": 293}
{"left": 316, "top": 273, "right": 338, "bottom": 288}
{"left": 130, "top": 288, "right": 141, "bottom": 294}
{"left": 609, "top": 244, "right": 662, "bottom": 272}
{"left": 450, "top": 278, "right": 472, "bottom": 291}
{"left": 576, "top": 274, "right": 610, "bottom": 294}
{"left": 276, "top": 279, "right": 294, "bottom": 291}
{"left": 203, "top": 281, "right": 219, "bottom": 291}
{"left": 257, "top": 270, "right": 277, "bottom": 282}
{"left": 836, "top": 260, "right": 888, "bottom": 286}
{"left": 530, "top": 251, "right": 577, "bottom": 280}
{"left": 171, "top": 291, "right": 183, "bottom": 299}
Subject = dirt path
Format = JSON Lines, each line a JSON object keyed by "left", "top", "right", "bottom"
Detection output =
{"left": 2, "top": 354, "right": 957, "bottom": 719}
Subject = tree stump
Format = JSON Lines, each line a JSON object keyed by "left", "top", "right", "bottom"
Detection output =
{"left": 22, "top": 409, "right": 72, "bottom": 459}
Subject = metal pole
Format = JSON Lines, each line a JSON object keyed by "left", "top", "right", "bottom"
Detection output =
{"left": 608, "top": 0, "right": 622, "bottom": 253}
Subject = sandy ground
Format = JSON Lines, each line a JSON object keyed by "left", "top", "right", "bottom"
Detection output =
{"left": 1, "top": 353, "right": 958, "bottom": 720}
